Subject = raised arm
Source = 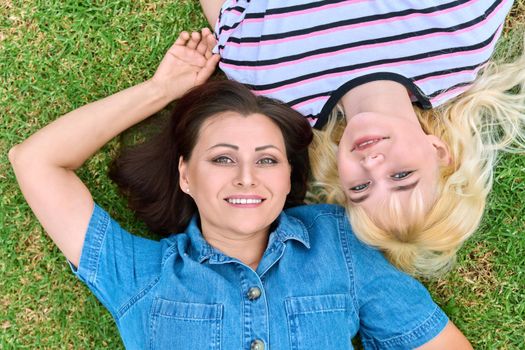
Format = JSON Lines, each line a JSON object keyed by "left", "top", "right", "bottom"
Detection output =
{"left": 9, "top": 30, "right": 219, "bottom": 267}
{"left": 199, "top": 0, "right": 226, "bottom": 27}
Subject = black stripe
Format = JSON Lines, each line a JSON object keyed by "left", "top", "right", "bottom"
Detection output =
{"left": 412, "top": 59, "right": 490, "bottom": 81}
{"left": 226, "top": 0, "right": 472, "bottom": 44}
{"left": 219, "top": 20, "right": 242, "bottom": 35}
{"left": 244, "top": 0, "right": 351, "bottom": 19}
{"left": 288, "top": 91, "right": 332, "bottom": 107}
{"left": 427, "top": 82, "right": 473, "bottom": 99}
{"left": 223, "top": 6, "right": 245, "bottom": 13}
{"left": 243, "top": 30, "right": 497, "bottom": 91}
{"left": 221, "top": 2, "right": 499, "bottom": 67}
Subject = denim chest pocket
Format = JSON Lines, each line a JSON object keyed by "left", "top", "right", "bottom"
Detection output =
{"left": 149, "top": 298, "right": 223, "bottom": 350}
{"left": 285, "top": 294, "right": 354, "bottom": 350}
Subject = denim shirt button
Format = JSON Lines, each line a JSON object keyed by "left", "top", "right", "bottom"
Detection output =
{"left": 250, "top": 339, "right": 264, "bottom": 350}
{"left": 247, "top": 287, "right": 262, "bottom": 301}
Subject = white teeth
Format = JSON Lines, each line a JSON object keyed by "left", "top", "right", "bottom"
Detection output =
{"left": 358, "top": 139, "right": 379, "bottom": 147}
{"left": 227, "top": 198, "right": 262, "bottom": 205}
{"left": 355, "top": 137, "right": 389, "bottom": 150}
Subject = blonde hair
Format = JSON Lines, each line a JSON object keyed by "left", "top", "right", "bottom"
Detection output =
{"left": 308, "top": 41, "right": 525, "bottom": 278}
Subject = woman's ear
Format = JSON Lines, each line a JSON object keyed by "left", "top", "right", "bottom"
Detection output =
{"left": 178, "top": 156, "right": 190, "bottom": 193}
{"left": 427, "top": 135, "right": 452, "bottom": 166}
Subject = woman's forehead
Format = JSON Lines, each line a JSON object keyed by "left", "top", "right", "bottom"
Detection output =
{"left": 196, "top": 112, "right": 285, "bottom": 148}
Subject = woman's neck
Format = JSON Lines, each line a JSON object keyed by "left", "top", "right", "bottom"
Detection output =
{"left": 202, "top": 227, "right": 269, "bottom": 270}
{"left": 340, "top": 80, "right": 419, "bottom": 123}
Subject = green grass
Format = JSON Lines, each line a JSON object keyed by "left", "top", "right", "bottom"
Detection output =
{"left": 1, "top": 1, "right": 524, "bottom": 349}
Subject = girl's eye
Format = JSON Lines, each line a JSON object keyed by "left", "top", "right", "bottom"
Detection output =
{"left": 350, "top": 181, "right": 370, "bottom": 192}
{"left": 257, "top": 157, "right": 278, "bottom": 165}
{"left": 391, "top": 170, "right": 415, "bottom": 180}
{"left": 212, "top": 156, "right": 234, "bottom": 164}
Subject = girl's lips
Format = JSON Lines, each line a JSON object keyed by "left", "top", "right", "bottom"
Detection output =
{"left": 352, "top": 136, "right": 389, "bottom": 151}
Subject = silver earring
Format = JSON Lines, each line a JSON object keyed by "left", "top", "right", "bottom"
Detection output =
{"left": 186, "top": 188, "right": 190, "bottom": 193}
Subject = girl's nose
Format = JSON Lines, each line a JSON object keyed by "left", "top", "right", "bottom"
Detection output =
{"left": 361, "top": 153, "right": 385, "bottom": 169}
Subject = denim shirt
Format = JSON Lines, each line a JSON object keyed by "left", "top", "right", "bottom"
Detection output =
{"left": 73, "top": 203, "right": 448, "bottom": 349}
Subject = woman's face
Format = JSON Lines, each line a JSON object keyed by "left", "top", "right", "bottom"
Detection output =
{"left": 179, "top": 112, "right": 291, "bottom": 239}
{"left": 337, "top": 112, "right": 450, "bottom": 221}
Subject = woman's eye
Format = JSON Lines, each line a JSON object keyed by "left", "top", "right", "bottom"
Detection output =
{"left": 391, "top": 170, "right": 415, "bottom": 180}
{"left": 257, "top": 157, "right": 277, "bottom": 165}
{"left": 350, "top": 181, "right": 370, "bottom": 192}
{"left": 212, "top": 156, "right": 234, "bottom": 164}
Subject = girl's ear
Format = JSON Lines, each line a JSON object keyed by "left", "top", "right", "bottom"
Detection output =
{"left": 178, "top": 156, "right": 190, "bottom": 193}
{"left": 427, "top": 135, "right": 452, "bottom": 166}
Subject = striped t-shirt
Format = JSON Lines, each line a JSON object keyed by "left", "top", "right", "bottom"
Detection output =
{"left": 214, "top": 0, "right": 513, "bottom": 128}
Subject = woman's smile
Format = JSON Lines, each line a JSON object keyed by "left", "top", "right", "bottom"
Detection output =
{"left": 225, "top": 195, "right": 265, "bottom": 207}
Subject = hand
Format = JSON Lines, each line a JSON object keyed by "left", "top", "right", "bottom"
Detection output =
{"left": 151, "top": 28, "right": 220, "bottom": 101}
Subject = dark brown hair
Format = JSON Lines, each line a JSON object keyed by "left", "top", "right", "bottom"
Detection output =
{"left": 109, "top": 80, "right": 313, "bottom": 235}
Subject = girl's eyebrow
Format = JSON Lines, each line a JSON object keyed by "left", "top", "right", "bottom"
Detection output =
{"left": 392, "top": 180, "right": 420, "bottom": 192}
{"left": 349, "top": 194, "right": 369, "bottom": 204}
{"left": 349, "top": 180, "right": 420, "bottom": 204}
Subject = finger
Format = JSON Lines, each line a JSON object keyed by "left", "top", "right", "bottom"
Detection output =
{"left": 196, "top": 54, "right": 220, "bottom": 84}
{"left": 196, "top": 38, "right": 208, "bottom": 56}
{"left": 204, "top": 33, "right": 217, "bottom": 59}
{"left": 186, "top": 31, "right": 201, "bottom": 49}
{"left": 174, "top": 31, "right": 190, "bottom": 46}
{"left": 201, "top": 27, "right": 212, "bottom": 37}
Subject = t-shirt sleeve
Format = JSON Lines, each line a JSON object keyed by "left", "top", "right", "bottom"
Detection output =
{"left": 70, "top": 203, "right": 163, "bottom": 317}
{"left": 350, "top": 236, "right": 448, "bottom": 349}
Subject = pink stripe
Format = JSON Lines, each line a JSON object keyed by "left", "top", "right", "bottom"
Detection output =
{"left": 291, "top": 95, "right": 329, "bottom": 109}
{"left": 415, "top": 64, "right": 485, "bottom": 85}
{"left": 307, "top": 117, "right": 318, "bottom": 127}
{"left": 242, "top": 0, "right": 370, "bottom": 23}
{"left": 224, "top": 0, "right": 482, "bottom": 48}
{"left": 429, "top": 84, "right": 472, "bottom": 105}
{"left": 251, "top": 38, "right": 499, "bottom": 95}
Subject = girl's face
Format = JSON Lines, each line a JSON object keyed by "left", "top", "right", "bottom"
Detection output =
{"left": 337, "top": 112, "right": 450, "bottom": 221}
{"left": 179, "top": 112, "right": 291, "bottom": 239}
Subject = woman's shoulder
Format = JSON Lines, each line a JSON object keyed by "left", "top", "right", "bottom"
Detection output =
{"left": 283, "top": 203, "right": 360, "bottom": 244}
{"left": 284, "top": 204, "right": 387, "bottom": 259}
{"left": 87, "top": 203, "right": 182, "bottom": 261}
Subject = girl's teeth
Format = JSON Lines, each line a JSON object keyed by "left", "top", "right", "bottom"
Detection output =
{"left": 359, "top": 139, "right": 378, "bottom": 147}
{"left": 228, "top": 198, "right": 262, "bottom": 204}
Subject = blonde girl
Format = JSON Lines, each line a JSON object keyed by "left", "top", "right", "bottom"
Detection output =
{"left": 200, "top": 0, "right": 525, "bottom": 277}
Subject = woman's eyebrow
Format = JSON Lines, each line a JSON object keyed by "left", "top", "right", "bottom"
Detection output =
{"left": 207, "top": 143, "right": 239, "bottom": 151}
{"left": 255, "top": 144, "right": 278, "bottom": 152}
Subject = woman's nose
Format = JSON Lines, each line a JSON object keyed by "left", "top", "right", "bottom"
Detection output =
{"left": 234, "top": 164, "right": 258, "bottom": 187}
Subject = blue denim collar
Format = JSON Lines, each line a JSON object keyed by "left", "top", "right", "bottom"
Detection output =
{"left": 185, "top": 210, "right": 311, "bottom": 264}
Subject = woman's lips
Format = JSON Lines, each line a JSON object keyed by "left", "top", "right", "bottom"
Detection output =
{"left": 224, "top": 195, "right": 265, "bottom": 207}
